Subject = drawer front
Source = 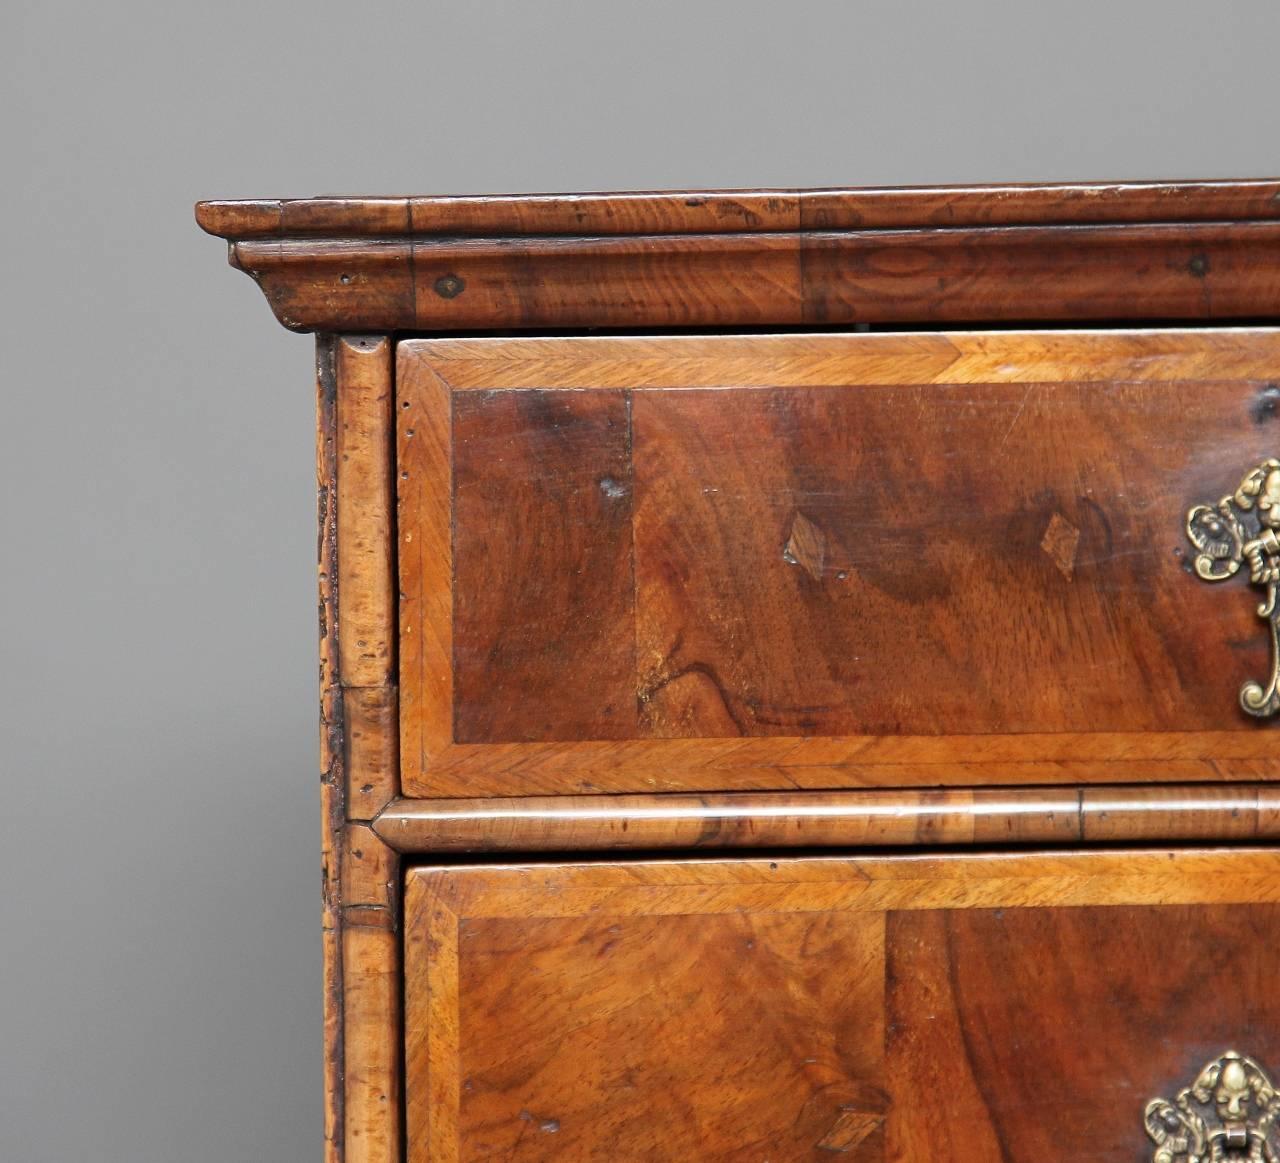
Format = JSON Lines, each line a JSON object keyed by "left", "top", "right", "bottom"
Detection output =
{"left": 397, "top": 330, "right": 1280, "bottom": 797}
{"left": 405, "top": 849, "right": 1280, "bottom": 1162}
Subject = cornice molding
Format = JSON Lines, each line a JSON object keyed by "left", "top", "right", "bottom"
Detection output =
{"left": 198, "top": 181, "right": 1280, "bottom": 332}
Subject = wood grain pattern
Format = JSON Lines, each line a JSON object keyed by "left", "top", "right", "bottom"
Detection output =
{"left": 194, "top": 186, "right": 1280, "bottom": 1163}
{"left": 409, "top": 234, "right": 804, "bottom": 331}
{"left": 216, "top": 223, "right": 1280, "bottom": 333}
{"left": 407, "top": 329, "right": 1280, "bottom": 389}
{"left": 888, "top": 905, "right": 1280, "bottom": 1161}
{"left": 633, "top": 379, "right": 1228, "bottom": 738}
{"left": 317, "top": 344, "right": 344, "bottom": 1163}
{"left": 318, "top": 337, "right": 402, "bottom": 1163}
{"left": 343, "top": 685, "right": 398, "bottom": 823}
{"left": 374, "top": 784, "right": 1280, "bottom": 853}
{"left": 196, "top": 179, "right": 1280, "bottom": 239}
{"left": 334, "top": 337, "right": 399, "bottom": 836}
{"left": 196, "top": 182, "right": 1280, "bottom": 333}
{"left": 342, "top": 823, "right": 397, "bottom": 910}
{"left": 404, "top": 849, "right": 1280, "bottom": 1162}
{"left": 228, "top": 239, "right": 417, "bottom": 333}
{"left": 396, "top": 355, "right": 452, "bottom": 774}
{"left": 398, "top": 330, "right": 1280, "bottom": 797}
{"left": 797, "top": 178, "right": 1280, "bottom": 229}
{"left": 455, "top": 910, "right": 886, "bottom": 1161}
{"left": 406, "top": 878, "right": 460, "bottom": 1162}
{"left": 1081, "top": 784, "right": 1280, "bottom": 841}
{"left": 343, "top": 924, "right": 400, "bottom": 1163}
{"left": 336, "top": 337, "right": 396, "bottom": 691}
{"left": 451, "top": 389, "right": 637, "bottom": 742}
{"left": 803, "top": 222, "right": 1280, "bottom": 325}
{"left": 197, "top": 191, "right": 800, "bottom": 237}
{"left": 408, "top": 190, "right": 801, "bottom": 235}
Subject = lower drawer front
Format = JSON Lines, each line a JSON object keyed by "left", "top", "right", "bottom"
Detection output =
{"left": 405, "top": 849, "right": 1280, "bottom": 1162}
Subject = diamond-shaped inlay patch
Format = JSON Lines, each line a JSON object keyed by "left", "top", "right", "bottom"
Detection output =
{"left": 816, "top": 1108, "right": 885, "bottom": 1153}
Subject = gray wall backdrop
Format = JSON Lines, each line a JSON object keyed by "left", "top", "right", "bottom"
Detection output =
{"left": 4, "top": 1, "right": 1279, "bottom": 1158}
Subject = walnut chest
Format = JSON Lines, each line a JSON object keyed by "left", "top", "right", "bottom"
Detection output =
{"left": 198, "top": 180, "right": 1280, "bottom": 1162}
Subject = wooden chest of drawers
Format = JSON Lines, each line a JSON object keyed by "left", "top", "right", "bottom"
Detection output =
{"left": 199, "top": 181, "right": 1280, "bottom": 1162}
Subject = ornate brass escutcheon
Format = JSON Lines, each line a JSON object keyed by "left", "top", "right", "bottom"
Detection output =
{"left": 1145, "top": 1051, "right": 1279, "bottom": 1162}
{"left": 1187, "top": 459, "right": 1280, "bottom": 717}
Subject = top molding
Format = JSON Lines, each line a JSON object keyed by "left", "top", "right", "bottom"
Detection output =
{"left": 197, "top": 179, "right": 1280, "bottom": 332}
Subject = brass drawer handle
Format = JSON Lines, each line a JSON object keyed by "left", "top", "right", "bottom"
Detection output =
{"left": 1187, "top": 459, "right": 1280, "bottom": 717}
{"left": 1146, "top": 1051, "right": 1279, "bottom": 1161}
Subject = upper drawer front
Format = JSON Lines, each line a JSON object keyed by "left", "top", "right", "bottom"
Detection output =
{"left": 404, "top": 848, "right": 1280, "bottom": 1162}
{"left": 397, "top": 330, "right": 1280, "bottom": 797}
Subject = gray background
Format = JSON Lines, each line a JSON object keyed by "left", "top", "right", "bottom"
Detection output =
{"left": 4, "top": 1, "right": 1279, "bottom": 1158}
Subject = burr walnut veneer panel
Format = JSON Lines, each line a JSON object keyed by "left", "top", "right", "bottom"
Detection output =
{"left": 398, "top": 329, "right": 1280, "bottom": 797}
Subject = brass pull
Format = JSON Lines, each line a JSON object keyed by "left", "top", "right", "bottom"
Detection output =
{"left": 1145, "top": 1051, "right": 1279, "bottom": 1162}
{"left": 1187, "top": 459, "right": 1280, "bottom": 717}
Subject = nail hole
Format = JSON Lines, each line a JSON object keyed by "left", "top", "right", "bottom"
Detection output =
{"left": 1251, "top": 384, "right": 1280, "bottom": 425}
{"left": 434, "top": 273, "right": 466, "bottom": 299}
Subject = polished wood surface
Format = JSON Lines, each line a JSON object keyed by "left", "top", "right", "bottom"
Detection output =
{"left": 451, "top": 389, "right": 636, "bottom": 743}
{"left": 399, "top": 329, "right": 1280, "bottom": 797}
{"left": 374, "top": 784, "right": 1280, "bottom": 853}
{"left": 195, "top": 181, "right": 1280, "bottom": 332}
{"left": 335, "top": 338, "right": 397, "bottom": 693}
{"left": 394, "top": 329, "right": 1280, "bottom": 389}
{"left": 197, "top": 178, "right": 1280, "bottom": 237}
{"left": 208, "top": 225, "right": 1280, "bottom": 333}
{"left": 405, "top": 848, "right": 1280, "bottom": 1162}
{"left": 887, "top": 903, "right": 1280, "bottom": 1161}
{"left": 317, "top": 337, "right": 402, "bottom": 1163}
{"left": 196, "top": 182, "right": 1280, "bottom": 1163}
{"left": 631, "top": 375, "right": 1237, "bottom": 736}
